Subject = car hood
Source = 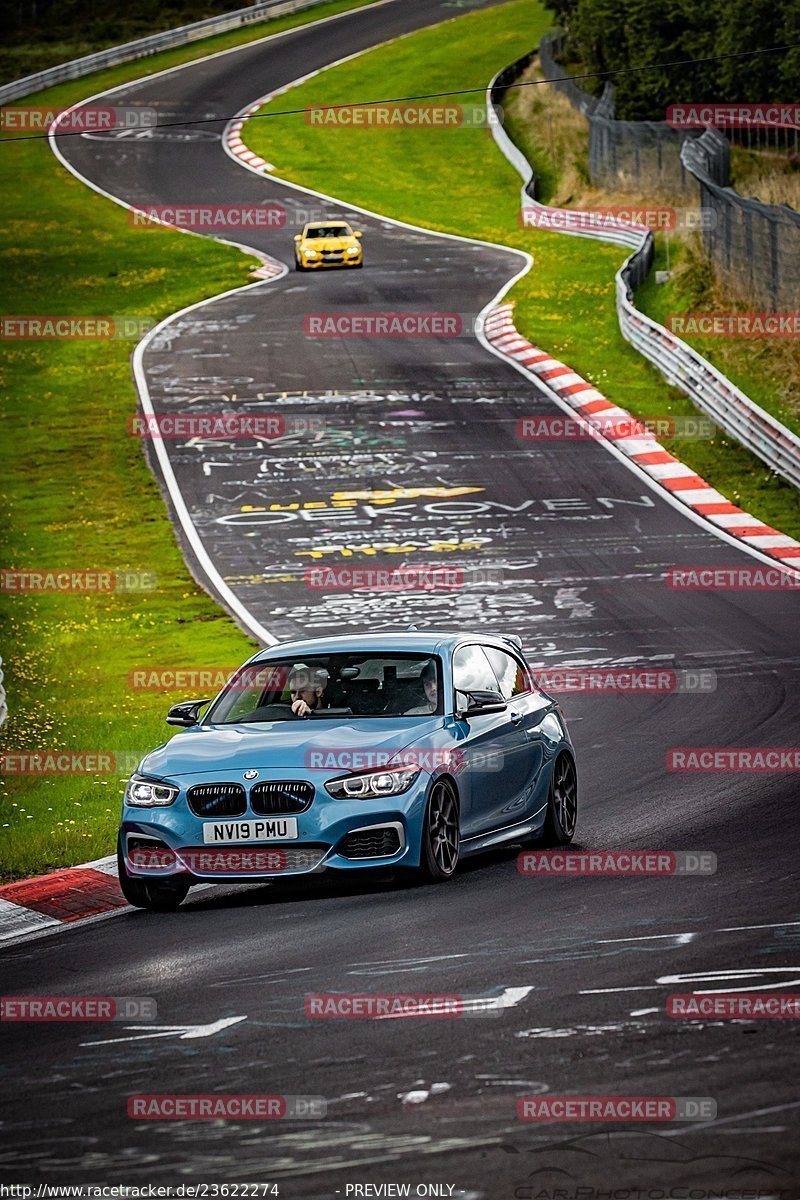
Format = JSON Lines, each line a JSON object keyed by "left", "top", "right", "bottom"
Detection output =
{"left": 139, "top": 716, "right": 444, "bottom": 779}
{"left": 304, "top": 236, "right": 355, "bottom": 250}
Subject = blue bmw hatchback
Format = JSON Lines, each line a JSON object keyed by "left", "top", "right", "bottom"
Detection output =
{"left": 118, "top": 631, "right": 578, "bottom": 909}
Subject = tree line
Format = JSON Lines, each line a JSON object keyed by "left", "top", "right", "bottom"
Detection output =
{"left": 542, "top": 0, "right": 800, "bottom": 121}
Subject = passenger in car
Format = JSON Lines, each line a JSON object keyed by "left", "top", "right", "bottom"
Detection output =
{"left": 403, "top": 661, "right": 438, "bottom": 715}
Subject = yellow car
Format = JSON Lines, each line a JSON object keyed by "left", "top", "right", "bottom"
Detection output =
{"left": 294, "top": 220, "right": 363, "bottom": 270}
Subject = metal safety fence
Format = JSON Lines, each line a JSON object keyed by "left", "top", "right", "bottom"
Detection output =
{"left": 682, "top": 130, "right": 800, "bottom": 310}
{"left": 537, "top": 32, "right": 800, "bottom": 312}
{"left": 539, "top": 33, "right": 698, "bottom": 195}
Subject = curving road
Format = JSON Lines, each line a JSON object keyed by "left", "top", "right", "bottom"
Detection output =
{"left": 2, "top": 0, "right": 799, "bottom": 1192}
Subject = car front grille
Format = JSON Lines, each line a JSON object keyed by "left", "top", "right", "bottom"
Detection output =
{"left": 187, "top": 782, "right": 246, "bottom": 817}
{"left": 339, "top": 826, "right": 402, "bottom": 859}
{"left": 250, "top": 780, "right": 314, "bottom": 815}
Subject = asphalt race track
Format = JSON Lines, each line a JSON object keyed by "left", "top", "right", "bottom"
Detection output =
{"left": 2, "top": 0, "right": 800, "bottom": 1193}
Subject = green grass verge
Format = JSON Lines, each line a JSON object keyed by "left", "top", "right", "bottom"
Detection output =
{"left": 4, "top": 0, "right": 383, "bottom": 105}
{"left": 3, "top": 0, "right": 370, "bottom": 83}
{"left": 0, "top": 0, "right": 377, "bottom": 883}
{"left": 246, "top": 0, "right": 800, "bottom": 541}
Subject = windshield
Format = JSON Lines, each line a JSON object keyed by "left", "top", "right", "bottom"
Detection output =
{"left": 207, "top": 653, "right": 443, "bottom": 724}
{"left": 305, "top": 225, "right": 351, "bottom": 238}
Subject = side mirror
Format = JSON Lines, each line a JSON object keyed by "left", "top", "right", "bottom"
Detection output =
{"left": 354, "top": 231, "right": 362, "bottom": 239}
{"left": 294, "top": 234, "right": 301, "bottom": 242}
{"left": 462, "top": 690, "right": 507, "bottom": 718}
{"left": 166, "top": 698, "right": 211, "bottom": 727}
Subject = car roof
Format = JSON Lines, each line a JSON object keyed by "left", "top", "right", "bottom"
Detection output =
{"left": 304, "top": 220, "right": 350, "bottom": 230}
{"left": 252, "top": 631, "right": 521, "bottom": 660}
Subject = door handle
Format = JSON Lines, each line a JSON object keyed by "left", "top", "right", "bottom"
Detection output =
{"left": 510, "top": 710, "right": 523, "bottom": 724}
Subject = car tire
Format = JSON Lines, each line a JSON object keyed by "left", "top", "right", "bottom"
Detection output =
{"left": 538, "top": 753, "right": 578, "bottom": 846}
{"left": 295, "top": 259, "right": 304, "bottom": 272}
{"left": 117, "top": 836, "right": 190, "bottom": 911}
{"left": 418, "top": 778, "right": 460, "bottom": 881}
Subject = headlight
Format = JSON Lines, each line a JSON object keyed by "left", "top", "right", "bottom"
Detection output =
{"left": 346, "top": 246, "right": 359, "bottom": 255}
{"left": 325, "top": 765, "right": 419, "bottom": 799}
{"left": 303, "top": 249, "right": 318, "bottom": 258}
{"left": 125, "top": 774, "right": 179, "bottom": 807}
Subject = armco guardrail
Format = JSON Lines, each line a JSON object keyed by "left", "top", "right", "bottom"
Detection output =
{"left": 0, "top": 0, "right": 335, "bottom": 105}
{"left": 488, "top": 53, "right": 800, "bottom": 493}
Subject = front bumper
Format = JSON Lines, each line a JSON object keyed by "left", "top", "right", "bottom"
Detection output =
{"left": 299, "top": 252, "right": 362, "bottom": 269}
{"left": 120, "top": 773, "right": 427, "bottom": 882}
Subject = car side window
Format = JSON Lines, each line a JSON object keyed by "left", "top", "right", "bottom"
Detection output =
{"left": 452, "top": 645, "right": 499, "bottom": 695}
{"left": 484, "top": 646, "right": 532, "bottom": 700}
